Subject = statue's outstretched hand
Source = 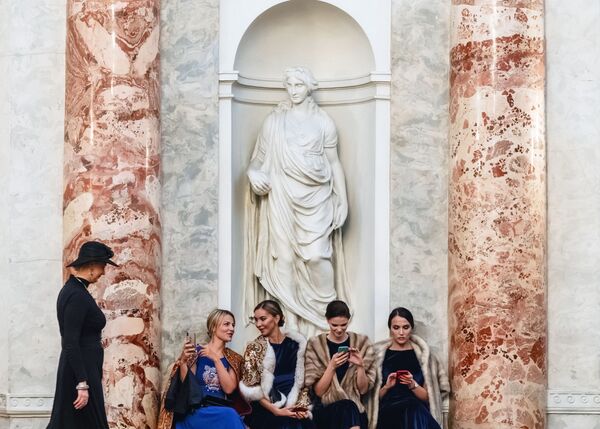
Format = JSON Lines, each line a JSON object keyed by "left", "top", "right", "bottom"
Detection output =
{"left": 248, "top": 169, "right": 271, "bottom": 196}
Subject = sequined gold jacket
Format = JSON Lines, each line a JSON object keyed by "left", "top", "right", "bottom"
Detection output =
{"left": 239, "top": 329, "right": 311, "bottom": 409}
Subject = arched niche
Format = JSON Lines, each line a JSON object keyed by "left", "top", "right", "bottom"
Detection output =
{"left": 234, "top": 0, "right": 375, "bottom": 82}
{"left": 219, "top": 0, "right": 391, "bottom": 348}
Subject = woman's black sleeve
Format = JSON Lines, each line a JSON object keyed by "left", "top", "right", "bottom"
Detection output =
{"left": 62, "top": 292, "right": 89, "bottom": 382}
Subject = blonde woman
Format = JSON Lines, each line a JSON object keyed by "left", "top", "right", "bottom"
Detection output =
{"left": 158, "top": 309, "right": 249, "bottom": 429}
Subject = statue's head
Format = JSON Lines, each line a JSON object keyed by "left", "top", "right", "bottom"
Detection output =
{"left": 283, "top": 67, "right": 318, "bottom": 105}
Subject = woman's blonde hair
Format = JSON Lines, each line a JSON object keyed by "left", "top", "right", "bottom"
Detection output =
{"left": 206, "top": 309, "right": 236, "bottom": 339}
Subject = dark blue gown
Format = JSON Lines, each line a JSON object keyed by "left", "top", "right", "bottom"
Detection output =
{"left": 377, "top": 349, "right": 441, "bottom": 429}
{"left": 245, "top": 337, "right": 315, "bottom": 429}
{"left": 312, "top": 338, "right": 368, "bottom": 429}
{"left": 175, "top": 356, "right": 245, "bottom": 429}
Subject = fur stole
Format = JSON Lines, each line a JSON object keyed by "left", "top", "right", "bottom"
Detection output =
{"left": 367, "top": 335, "right": 450, "bottom": 428}
{"left": 239, "top": 329, "right": 310, "bottom": 408}
{"left": 305, "top": 332, "right": 377, "bottom": 414}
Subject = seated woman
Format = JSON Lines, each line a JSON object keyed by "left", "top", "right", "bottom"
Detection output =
{"left": 304, "top": 300, "right": 377, "bottom": 429}
{"left": 157, "top": 309, "right": 248, "bottom": 429}
{"left": 373, "top": 307, "right": 449, "bottom": 429}
{"left": 240, "top": 300, "right": 314, "bottom": 429}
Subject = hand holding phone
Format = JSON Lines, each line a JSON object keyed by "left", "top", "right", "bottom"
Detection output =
{"left": 290, "top": 406, "right": 308, "bottom": 412}
{"left": 337, "top": 345, "right": 349, "bottom": 354}
{"left": 395, "top": 370, "right": 412, "bottom": 385}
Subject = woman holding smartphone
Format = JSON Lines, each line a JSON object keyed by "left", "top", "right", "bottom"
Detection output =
{"left": 239, "top": 300, "right": 314, "bottom": 429}
{"left": 372, "top": 307, "right": 449, "bottom": 429}
{"left": 157, "top": 309, "right": 248, "bottom": 429}
{"left": 304, "top": 300, "right": 377, "bottom": 429}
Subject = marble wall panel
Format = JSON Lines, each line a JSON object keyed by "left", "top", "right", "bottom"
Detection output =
{"left": 159, "top": 0, "right": 221, "bottom": 371}
{"left": 546, "top": 0, "right": 600, "bottom": 425}
{"left": 0, "top": 0, "right": 66, "bottom": 418}
{"left": 0, "top": 2, "right": 9, "bottom": 394}
{"left": 389, "top": 0, "right": 450, "bottom": 360}
{"left": 548, "top": 415, "right": 600, "bottom": 429}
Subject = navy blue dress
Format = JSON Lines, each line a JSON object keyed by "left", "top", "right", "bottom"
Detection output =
{"left": 175, "top": 356, "right": 245, "bottom": 429}
{"left": 312, "top": 338, "right": 368, "bottom": 429}
{"left": 377, "top": 349, "right": 441, "bottom": 429}
{"left": 245, "top": 337, "right": 314, "bottom": 429}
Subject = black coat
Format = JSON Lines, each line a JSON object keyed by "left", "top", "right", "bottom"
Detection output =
{"left": 47, "top": 275, "right": 109, "bottom": 429}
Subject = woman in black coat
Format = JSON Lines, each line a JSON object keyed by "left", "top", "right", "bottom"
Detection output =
{"left": 47, "top": 241, "right": 117, "bottom": 429}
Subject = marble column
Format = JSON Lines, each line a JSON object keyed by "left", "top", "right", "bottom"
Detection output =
{"left": 448, "top": 2, "right": 546, "bottom": 428}
{"left": 63, "top": 1, "right": 161, "bottom": 428}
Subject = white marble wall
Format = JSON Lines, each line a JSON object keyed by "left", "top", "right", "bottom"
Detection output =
{"left": 546, "top": 0, "right": 600, "bottom": 425}
{"left": 0, "top": 0, "right": 66, "bottom": 426}
{"left": 389, "top": 0, "right": 450, "bottom": 361}
{"left": 159, "top": 0, "right": 221, "bottom": 372}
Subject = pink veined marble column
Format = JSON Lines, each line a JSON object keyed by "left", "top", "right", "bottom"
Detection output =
{"left": 448, "top": 1, "right": 546, "bottom": 428}
{"left": 63, "top": 1, "right": 161, "bottom": 428}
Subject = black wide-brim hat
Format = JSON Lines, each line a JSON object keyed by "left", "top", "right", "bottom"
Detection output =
{"left": 66, "top": 241, "right": 118, "bottom": 267}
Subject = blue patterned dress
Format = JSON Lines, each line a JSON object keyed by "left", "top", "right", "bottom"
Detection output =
{"left": 175, "top": 356, "right": 245, "bottom": 429}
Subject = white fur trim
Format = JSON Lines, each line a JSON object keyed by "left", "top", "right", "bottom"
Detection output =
{"left": 282, "top": 329, "right": 307, "bottom": 407}
{"left": 260, "top": 343, "right": 277, "bottom": 402}
{"left": 238, "top": 380, "right": 264, "bottom": 402}
{"left": 240, "top": 330, "right": 308, "bottom": 408}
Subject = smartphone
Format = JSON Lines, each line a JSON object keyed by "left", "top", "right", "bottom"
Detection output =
{"left": 290, "top": 406, "right": 308, "bottom": 413}
{"left": 395, "top": 370, "right": 410, "bottom": 378}
{"left": 337, "top": 345, "right": 349, "bottom": 354}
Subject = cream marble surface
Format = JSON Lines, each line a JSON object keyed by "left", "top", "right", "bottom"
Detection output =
{"left": 159, "top": 0, "right": 221, "bottom": 371}
{"left": 0, "top": 1, "right": 66, "bottom": 426}
{"left": 6, "top": 51, "right": 65, "bottom": 394}
{"left": 0, "top": 0, "right": 9, "bottom": 396}
{"left": 389, "top": 0, "right": 450, "bottom": 360}
{"left": 548, "top": 415, "right": 600, "bottom": 429}
{"left": 547, "top": 0, "right": 600, "bottom": 399}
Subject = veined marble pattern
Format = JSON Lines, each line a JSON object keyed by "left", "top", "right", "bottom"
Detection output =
{"left": 0, "top": 0, "right": 66, "bottom": 416}
{"left": 389, "top": 0, "right": 450, "bottom": 360}
{"left": 63, "top": 1, "right": 161, "bottom": 428}
{"left": 159, "top": 0, "right": 220, "bottom": 374}
{"left": 546, "top": 0, "right": 600, "bottom": 404}
{"left": 448, "top": 1, "right": 546, "bottom": 428}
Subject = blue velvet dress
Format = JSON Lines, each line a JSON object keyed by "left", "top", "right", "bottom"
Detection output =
{"left": 175, "top": 356, "right": 245, "bottom": 429}
{"left": 377, "top": 349, "right": 441, "bottom": 429}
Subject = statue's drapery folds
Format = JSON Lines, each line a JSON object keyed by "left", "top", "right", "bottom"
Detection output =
{"left": 244, "top": 68, "right": 351, "bottom": 336}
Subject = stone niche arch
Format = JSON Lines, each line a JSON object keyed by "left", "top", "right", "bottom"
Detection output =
{"left": 219, "top": 0, "right": 391, "bottom": 347}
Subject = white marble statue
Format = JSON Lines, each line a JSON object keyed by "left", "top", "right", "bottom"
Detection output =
{"left": 244, "top": 67, "right": 351, "bottom": 336}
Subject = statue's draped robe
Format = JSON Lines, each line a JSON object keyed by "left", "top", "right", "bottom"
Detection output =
{"left": 245, "top": 102, "right": 350, "bottom": 334}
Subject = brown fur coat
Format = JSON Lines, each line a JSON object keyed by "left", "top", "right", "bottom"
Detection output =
{"left": 367, "top": 335, "right": 450, "bottom": 427}
{"left": 304, "top": 332, "right": 377, "bottom": 416}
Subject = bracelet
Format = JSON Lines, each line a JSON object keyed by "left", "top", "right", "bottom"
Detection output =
{"left": 76, "top": 382, "right": 89, "bottom": 390}
{"left": 409, "top": 382, "right": 419, "bottom": 390}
